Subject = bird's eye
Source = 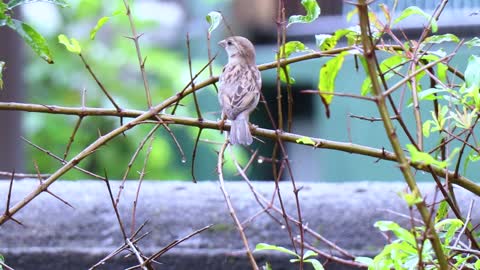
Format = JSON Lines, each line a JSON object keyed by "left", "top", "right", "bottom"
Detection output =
{"left": 227, "top": 40, "right": 233, "bottom": 46}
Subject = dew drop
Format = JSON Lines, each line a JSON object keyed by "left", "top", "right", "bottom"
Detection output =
{"left": 280, "top": 225, "right": 286, "bottom": 230}
{"left": 181, "top": 158, "right": 187, "bottom": 164}
{"left": 257, "top": 158, "right": 264, "bottom": 164}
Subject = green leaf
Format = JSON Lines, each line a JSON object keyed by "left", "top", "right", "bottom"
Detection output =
{"left": 0, "top": 61, "right": 4, "bottom": 90}
{"left": 318, "top": 52, "right": 347, "bottom": 105}
{"left": 0, "top": 2, "right": 7, "bottom": 13}
{"left": 11, "top": 19, "right": 53, "bottom": 63}
{"left": 0, "top": 8, "right": 12, "bottom": 27}
{"left": 469, "top": 151, "right": 480, "bottom": 162}
{"left": 399, "top": 191, "right": 423, "bottom": 206}
{"left": 465, "top": 37, "right": 480, "bottom": 48}
{"left": 287, "top": 0, "right": 321, "bottom": 27}
{"left": 254, "top": 243, "right": 299, "bottom": 258}
{"left": 434, "top": 200, "right": 448, "bottom": 224}
{"left": 346, "top": 7, "right": 358, "bottom": 22}
{"left": 417, "top": 87, "right": 447, "bottom": 101}
{"left": 406, "top": 144, "right": 448, "bottom": 168}
{"left": 435, "top": 219, "right": 463, "bottom": 246}
{"left": 437, "top": 62, "right": 448, "bottom": 82}
{"left": 296, "top": 137, "right": 315, "bottom": 146}
{"left": 361, "top": 55, "right": 406, "bottom": 95}
{"left": 304, "top": 259, "right": 324, "bottom": 270}
{"left": 450, "top": 108, "right": 477, "bottom": 130}
{"left": 424, "top": 105, "right": 448, "bottom": 137}
{"left": 422, "top": 120, "right": 432, "bottom": 138}
{"left": 423, "top": 33, "right": 459, "bottom": 44}
{"left": 206, "top": 11, "right": 222, "bottom": 34}
{"left": 379, "top": 4, "right": 391, "bottom": 24}
{"left": 7, "top": 0, "right": 68, "bottom": 9}
{"left": 279, "top": 65, "right": 295, "bottom": 84}
{"left": 465, "top": 55, "right": 480, "bottom": 88}
{"left": 333, "top": 28, "right": 358, "bottom": 46}
{"left": 394, "top": 6, "right": 438, "bottom": 33}
{"left": 277, "top": 41, "right": 306, "bottom": 84}
{"left": 58, "top": 34, "right": 82, "bottom": 54}
{"left": 475, "top": 258, "right": 480, "bottom": 270}
{"left": 355, "top": 256, "right": 373, "bottom": 266}
{"left": 315, "top": 34, "right": 336, "bottom": 51}
{"left": 374, "top": 221, "right": 416, "bottom": 245}
{"left": 90, "top": 16, "right": 109, "bottom": 40}
{"left": 303, "top": 250, "right": 318, "bottom": 259}
{"left": 279, "top": 41, "right": 306, "bottom": 58}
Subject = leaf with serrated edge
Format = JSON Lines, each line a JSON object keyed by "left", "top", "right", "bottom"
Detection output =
{"left": 406, "top": 144, "right": 447, "bottom": 168}
{"left": 206, "top": 11, "right": 222, "bottom": 34}
{"left": 58, "top": 34, "right": 82, "bottom": 54}
{"left": 318, "top": 52, "right": 347, "bottom": 105}
{"left": 277, "top": 41, "right": 306, "bottom": 84}
{"left": 305, "top": 259, "right": 324, "bottom": 270}
{"left": 12, "top": 19, "right": 53, "bottom": 63}
{"left": 296, "top": 137, "right": 315, "bottom": 146}
{"left": 254, "top": 243, "right": 299, "bottom": 258}
{"left": 394, "top": 6, "right": 437, "bottom": 33}
{"left": 287, "top": 0, "right": 320, "bottom": 27}
{"left": 423, "top": 33, "right": 459, "bottom": 44}
{"left": 90, "top": 16, "right": 109, "bottom": 40}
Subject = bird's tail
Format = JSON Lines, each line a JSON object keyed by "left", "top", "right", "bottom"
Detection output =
{"left": 229, "top": 119, "right": 253, "bottom": 145}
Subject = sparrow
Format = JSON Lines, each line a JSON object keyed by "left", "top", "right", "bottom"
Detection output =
{"left": 218, "top": 36, "right": 262, "bottom": 145}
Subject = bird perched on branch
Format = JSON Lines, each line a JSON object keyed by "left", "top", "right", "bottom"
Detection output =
{"left": 218, "top": 36, "right": 262, "bottom": 145}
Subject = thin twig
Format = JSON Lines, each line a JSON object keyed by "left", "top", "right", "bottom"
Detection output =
{"left": 452, "top": 200, "right": 474, "bottom": 248}
{"left": 21, "top": 137, "right": 105, "bottom": 180}
{"left": 0, "top": 260, "right": 15, "bottom": 270}
{"left": 117, "top": 124, "right": 161, "bottom": 204}
{"left": 2, "top": 170, "right": 23, "bottom": 226}
{"left": 301, "top": 90, "right": 376, "bottom": 102}
{"left": 298, "top": 240, "right": 367, "bottom": 268}
{"left": 0, "top": 171, "right": 50, "bottom": 178}
{"left": 63, "top": 116, "right": 84, "bottom": 159}
{"left": 141, "top": 224, "right": 213, "bottom": 267}
{"left": 186, "top": 33, "right": 203, "bottom": 120}
{"left": 131, "top": 135, "right": 155, "bottom": 235}
{"left": 33, "top": 161, "right": 74, "bottom": 209}
{"left": 79, "top": 54, "right": 121, "bottom": 111}
{"left": 122, "top": 0, "right": 152, "bottom": 108}
{"left": 217, "top": 142, "right": 259, "bottom": 270}
{"left": 190, "top": 128, "right": 203, "bottom": 183}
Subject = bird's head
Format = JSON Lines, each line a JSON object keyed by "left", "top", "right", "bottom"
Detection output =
{"left": 219, "top": 36, "right": 256, "bottom": 65}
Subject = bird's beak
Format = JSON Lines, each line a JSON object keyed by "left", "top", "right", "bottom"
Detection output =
{"left": 218, "top": 40, "right": 226, "bottom": 48}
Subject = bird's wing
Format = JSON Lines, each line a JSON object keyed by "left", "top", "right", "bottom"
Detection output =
{"left": 219, "top": 65, "right": 260, "bottom": 120}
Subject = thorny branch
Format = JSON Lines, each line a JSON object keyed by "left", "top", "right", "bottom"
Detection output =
{"left": 2, "top": 1, "right": 480, "bottom": 269}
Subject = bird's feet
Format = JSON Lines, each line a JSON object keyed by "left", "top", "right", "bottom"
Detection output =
{"left": 218, "top": 119, "right": 226, "bottom": 134}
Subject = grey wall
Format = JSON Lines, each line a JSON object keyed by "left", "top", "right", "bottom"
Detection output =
{"left": 0, "top": 180, "right": 477, "bottom": 270}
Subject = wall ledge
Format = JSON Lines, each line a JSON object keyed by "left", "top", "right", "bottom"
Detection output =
{"left": 0, "top": 180, "right": 477, "bottom": 270}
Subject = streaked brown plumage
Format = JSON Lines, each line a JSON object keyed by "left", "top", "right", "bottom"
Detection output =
{"left": 218, "top": 36, "right": 261, "bottom": 145}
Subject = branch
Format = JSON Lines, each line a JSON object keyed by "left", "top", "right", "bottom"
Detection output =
{"left": 357, "top": 1, "right": 448, "bottom": 268}
{"left": 2, "top": 101, "right": 479, "bottom": 196}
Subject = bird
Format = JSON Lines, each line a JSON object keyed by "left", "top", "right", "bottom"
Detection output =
{"left": 218, "top": 36, "right": 262, "bottom": 145}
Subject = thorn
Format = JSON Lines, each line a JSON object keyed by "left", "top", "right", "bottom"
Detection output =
{"left": 46, "top": 190, "right": 75, "bottom": 209}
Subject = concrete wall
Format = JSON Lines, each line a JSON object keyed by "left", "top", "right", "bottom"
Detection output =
{"left": 0, "top": 180, "right": 477, "bottom": 269}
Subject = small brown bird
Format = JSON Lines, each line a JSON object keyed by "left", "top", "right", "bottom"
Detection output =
{"left": 218, "top": 36, "right": 261, "bottom": 145}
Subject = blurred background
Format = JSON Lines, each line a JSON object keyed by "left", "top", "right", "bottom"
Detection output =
{"left": 1, "top": 0, "right": 480, "bottom": 181}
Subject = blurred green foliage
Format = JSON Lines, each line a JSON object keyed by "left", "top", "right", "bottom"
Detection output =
{"left": 21, "top": 0, "right": 241, "bottom": 180}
